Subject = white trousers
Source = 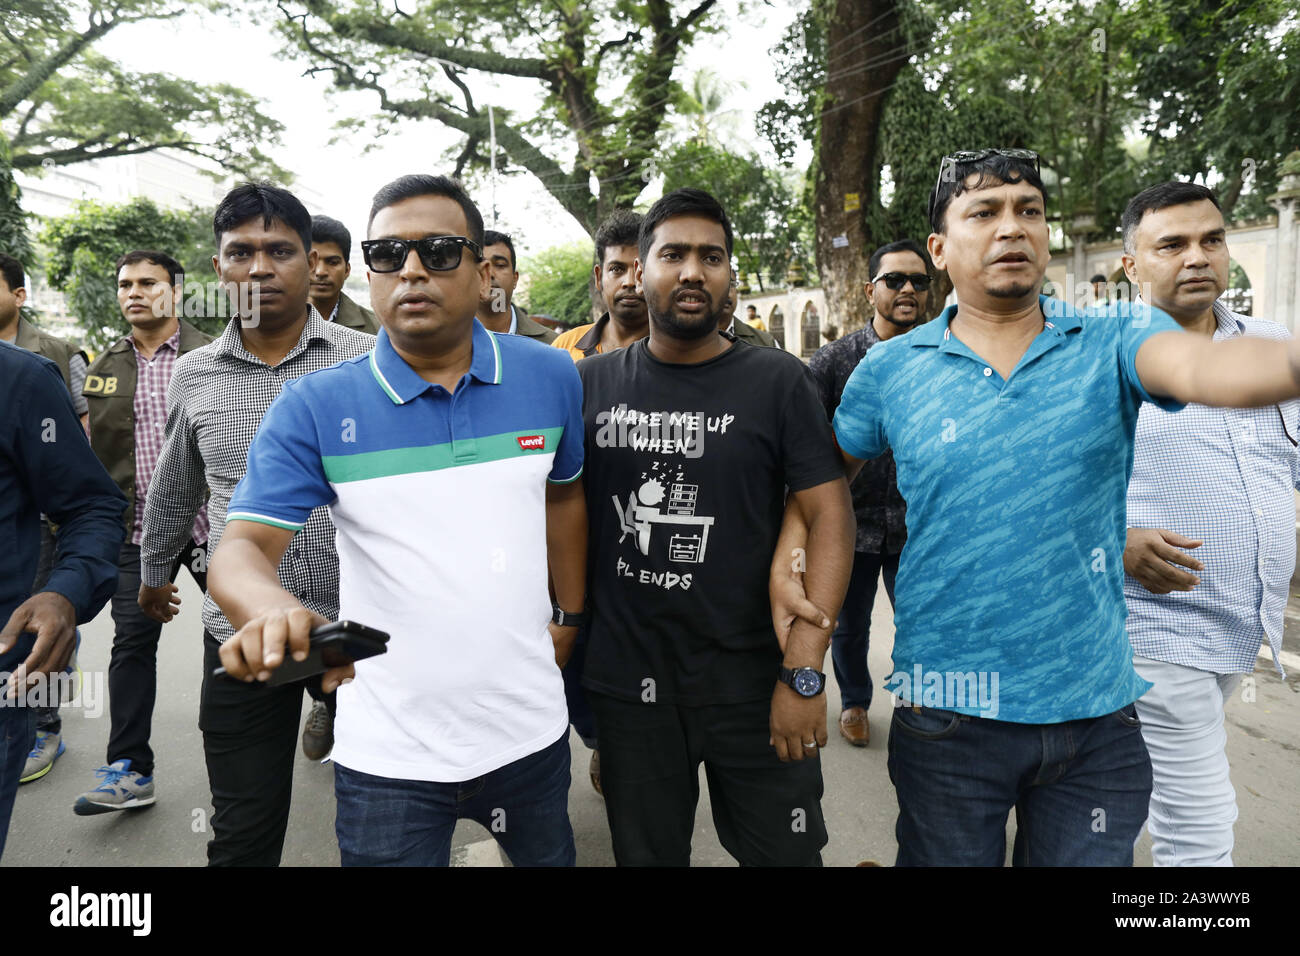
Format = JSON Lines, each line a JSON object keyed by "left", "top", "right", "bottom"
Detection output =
{"left": 1132, "top": 655, "right": 1244, "bottom": 867}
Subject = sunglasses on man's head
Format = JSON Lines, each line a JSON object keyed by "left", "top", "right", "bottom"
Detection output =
{"left": 361, "top": 236, "right": 482, "bottom": 274}
{"left": 928, "top": 148, "right": 1041, "bottom": 223}
{"left": 872, "top": 272, "right": 932, "bottom": 292}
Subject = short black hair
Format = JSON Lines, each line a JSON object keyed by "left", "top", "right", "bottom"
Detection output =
{"left": 594, "top": 210, "right": 643, "bottom": 267}
{"left": 745, "top": 303, "right": 757, "bottom": 313}
{"left": 367, "top": 174, "right": 484, "bottom": 250}
{"left": 311, "top": 215, "right": 352, "bottom": 261}
{"left": 213, "top": 182, "right": 312, "bottom": 253}
{"left": 929, "top": 153, "right": 1047, "bottom": 234}
{"left": 1090, "top": 273, "right": 1107, "bottom": 284}
{"left": 115, "top": 250, "right": 184, "bottom": 285}
{"left": 0, "top": 252, "right": 23, "bottom": 293}
{"left": 868, "top": 239, "right": 931, "bottom": 280}
{"left": 483, "top": 230, "right": 517, "bottom": 271}
{"left": 639, "top": 188, "right": 734, "bottom": 261}
{"left": 1121, "top": 181, "right": 1222, "bottom": 255}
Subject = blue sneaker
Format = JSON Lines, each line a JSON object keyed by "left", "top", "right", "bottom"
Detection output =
{"left": 20, "top": 731, "right": 64, "bottom": 784}
{"left": 73, "top": 760, "right": 155, "bottom": 815}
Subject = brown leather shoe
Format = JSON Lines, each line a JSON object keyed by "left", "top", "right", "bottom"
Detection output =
{"left": 589, "top": 749, "right": 603, "bottom": 796}
{"left": 839, "top": 707, "right": 870, "bottom": 747}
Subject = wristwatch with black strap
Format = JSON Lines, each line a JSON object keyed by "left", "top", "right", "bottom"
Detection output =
{"left": 779, "top": 665, "right": 826, "bottom": 698}
{"left": 551, "top": 604, "right": 588, "bottom": 628}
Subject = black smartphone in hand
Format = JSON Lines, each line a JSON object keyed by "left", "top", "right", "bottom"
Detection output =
{"left": 213, "top": 620, "right": 390, "bottom": 685}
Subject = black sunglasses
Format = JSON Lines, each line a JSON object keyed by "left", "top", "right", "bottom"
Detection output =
{"left": 928, "top": 148, "right": 1041, "bottom": 223}
{"left": 361, "top": 236, "right": 482, "bottom": 273}
{"left": 872, "top": 272, "right": 932, "bottom": 291}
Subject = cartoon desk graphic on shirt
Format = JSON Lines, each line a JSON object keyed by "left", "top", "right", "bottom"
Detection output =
{"left": 613, "top": 478, "right": 715, "bottom": 564}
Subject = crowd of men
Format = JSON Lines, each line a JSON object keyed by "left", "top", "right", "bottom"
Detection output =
{"left": 0, "top": 146, "right": 1295, "bottom": 867}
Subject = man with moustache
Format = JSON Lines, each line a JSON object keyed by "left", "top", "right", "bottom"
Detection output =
{"left": 554, "top": 210, "right": 648, "bottom": 361}
{"left": 807, "top": 239, "right": 931, "bottom": 747}
{"left": 209, "top": 174, "right": 586, "bottom": 866}
{"left": 1119, "top": 181, "right": 1298, "bottom": 866}
{"left": 777, "top": 148, "right": 1300, "bottom": 866}
{"left": 140, "top": 182, "right": 373, "bottom": 866}
{"left": 718, "top": 271, "right": 777, "bottom": 347}
{"left": 67, "top": 251, "right": 212, "bottom": 814}
{"left": 309, "top": 215, "right": 380, "bottom": 335}
{"left": 578, "top": 188, "right": 854, "bottom": 866}
{"left": 476, "top": 229, "right": 557, "bottom": 343}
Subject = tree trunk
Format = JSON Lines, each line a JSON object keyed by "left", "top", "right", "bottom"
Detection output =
{"left": 815, "top": 0, "right": 904, "bottom": 334}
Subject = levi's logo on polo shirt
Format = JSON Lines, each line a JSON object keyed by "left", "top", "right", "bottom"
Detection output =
{"left": 517, "top": 434, "right": 546, "bottom": 451}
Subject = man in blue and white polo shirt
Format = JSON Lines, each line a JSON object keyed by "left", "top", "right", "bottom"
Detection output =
{"left": 208, "top": 174, "right": 587, "bottom": 867}
{"left": 776, "top": 149, "right": 1300, "bottom": 866}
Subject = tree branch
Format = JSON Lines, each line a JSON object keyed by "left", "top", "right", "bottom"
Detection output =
{"left": 298, "top": 0, "right": 551, "bottom": 79}
{"left": 675, "top": 0, "right": 717, "bottom": 34}
{"left": 14, "top": 101, "right": 40, "bottom": 143}
{"left": 593, "top": 28, "right": 642, "bottom": 73}
{"left": 442, "top": 62, "right": 477, "bottom": 116}
{"left": 285, "top": 7, "right": 594, "bottom": 225}
{"left": 13, "top": 138, "right": 198, "bottom": 168}
{"left": 452, "top": 134, "right": 481, "bottom": 179}
{"left": 0, "top": 15, "right": 119, "bottom": 118}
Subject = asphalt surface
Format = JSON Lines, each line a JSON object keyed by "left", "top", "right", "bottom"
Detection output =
{"left": 5, "top": 569, "right": 1298, "bottom": 866}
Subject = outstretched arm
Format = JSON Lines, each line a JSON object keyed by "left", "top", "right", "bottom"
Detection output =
{"left": 1135, "top": 331, "right": 1300, "bottom": 407}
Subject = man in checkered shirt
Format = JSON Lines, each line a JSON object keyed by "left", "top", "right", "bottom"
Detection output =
{"left": 140, "top": 183, "right": 373, "bottom": 866}
{"left": 66, "top": 250, "right": 212, "bottom": 815}
{"left": 1120, "top": 181, "right": 1298, "bottom": 866}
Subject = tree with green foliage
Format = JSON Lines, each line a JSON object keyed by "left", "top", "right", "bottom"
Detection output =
{"left": 520, "top": 240, "right": 595, "bottom": 330}
{"left": 41, "top": 197, "right": 221, "bottom": 350}
{"left": 763, "top": 0, "right": 1299, "bottom": 331}
{"left": 1128, "top": 0, "right": 1300, "bottom": 219}
{"left": 659, "top": 140, "right": 809, "bottom": 292}
{"left": 1, "top": 0, "right": 288, "bottom": 257}
{"left": 273, "top": 0, "right": 725, "bottom": 235}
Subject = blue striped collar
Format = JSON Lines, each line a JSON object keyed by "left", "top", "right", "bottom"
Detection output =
{"left": 368, "top": 318, "right": 502, "bottom": 405}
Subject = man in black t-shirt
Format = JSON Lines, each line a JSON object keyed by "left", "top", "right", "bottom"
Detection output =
{"left": 577, "top": 188, "right": 854, "bottom": 866}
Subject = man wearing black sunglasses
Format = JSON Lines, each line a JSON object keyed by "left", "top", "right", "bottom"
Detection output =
{"left": 777, "top": 147, "right": 1300, "bottom": 867}
{"left": 808, "top": 239, "right": 930, "bottom": 749}
{"left": 211, "top": 174, "right": 587, "bottom": 867}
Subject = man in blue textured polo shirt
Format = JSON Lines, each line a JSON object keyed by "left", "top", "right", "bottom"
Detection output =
{"left": 209, "top": 174, "right": 587, "bottom": 867}
{"left": 775, "top": 149, "right": 1300, "bottom": 866}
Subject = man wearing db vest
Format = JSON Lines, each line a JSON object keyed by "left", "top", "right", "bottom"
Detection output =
{"left": 72, "top": 250, "right": 212, "bottom": 816}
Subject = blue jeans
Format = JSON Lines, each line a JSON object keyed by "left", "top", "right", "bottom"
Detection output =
{"left": 0, "top": 700, "right": 35, "bottom": 861}
{"left": 887, "top": 703, "right": 1153, "bottom": 866}
{"left": 830, "top": 550, "right": 898, "bottom": 711}
{"left": 333, "top": 733, "right": 575, "bottom": 867}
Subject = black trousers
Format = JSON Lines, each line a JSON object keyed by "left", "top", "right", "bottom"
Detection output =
{"left": 199, "top": 631, "right": 329, "bottom": 867}
{"left": 107, "top": 540, "right": 207, "bottom": 776}
{"left": 588, "top": 692, "right": 827, "bottom": 867}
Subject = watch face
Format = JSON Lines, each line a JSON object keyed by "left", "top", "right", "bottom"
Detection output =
{"left": 793, "top": 669, "right": 822, "bottom": 697}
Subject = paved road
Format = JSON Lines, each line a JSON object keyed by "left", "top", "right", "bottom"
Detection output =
{"left": 5, "top": 570, "right": 1298, "bottom": 866}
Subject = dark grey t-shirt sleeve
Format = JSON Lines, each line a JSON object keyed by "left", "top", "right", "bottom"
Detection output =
{"left": 780, "top": 361, "right": 847, "bottom": 492}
